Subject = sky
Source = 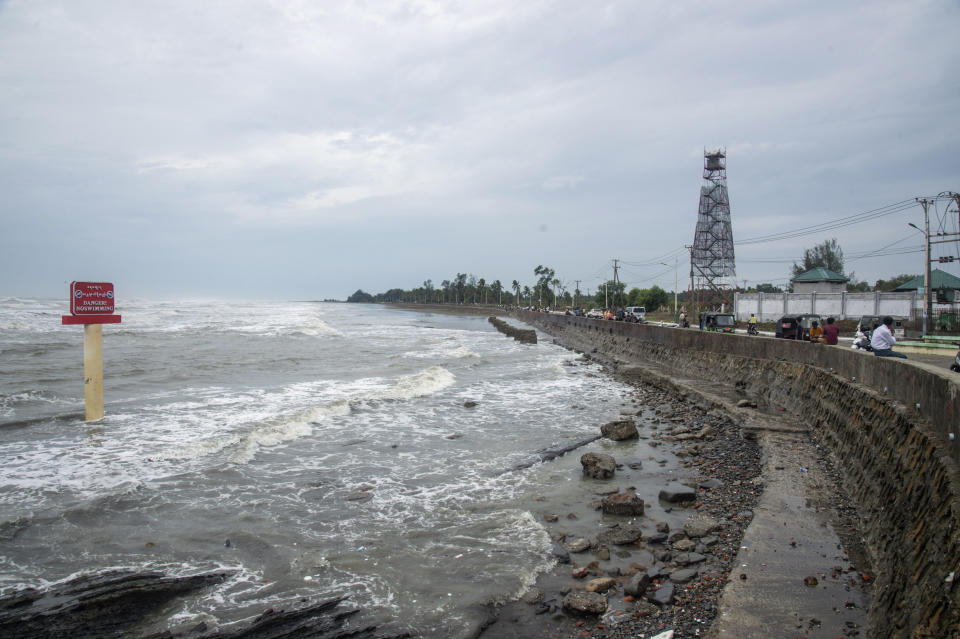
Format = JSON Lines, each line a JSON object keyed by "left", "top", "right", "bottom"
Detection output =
{"left": 1, "top": 0, "right": 958, "bottom": 301}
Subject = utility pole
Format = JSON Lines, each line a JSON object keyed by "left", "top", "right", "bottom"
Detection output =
{"left": 574, "top": 280, "right": 581, "bottom": 309}
{"left": 612, "top": 259, "right": 620, "bottom": 308}
{"left": 918, "top": 198, "right": 934, "bottom": 337}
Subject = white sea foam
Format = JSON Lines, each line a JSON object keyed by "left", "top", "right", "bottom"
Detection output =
{"left": 374, "top": 366, "right": 455, "bottom": 401}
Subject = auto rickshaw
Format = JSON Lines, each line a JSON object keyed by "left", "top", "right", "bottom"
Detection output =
{"left": 700, "top": 312, "right": 736, "bottom": 333}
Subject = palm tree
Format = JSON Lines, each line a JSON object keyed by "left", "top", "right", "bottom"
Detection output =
{"left": 492, "top": 280, "right": 503, "bottom": 305}
{"left": 512, "top": 280, "right": 520, "bottom": 305}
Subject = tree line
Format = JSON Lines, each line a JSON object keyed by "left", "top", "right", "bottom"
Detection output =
{"left": 346, "top": 240, "right": 920, "bottom": 307}
{"left": 347, "top": 265, "right": 675, "bottom": 311}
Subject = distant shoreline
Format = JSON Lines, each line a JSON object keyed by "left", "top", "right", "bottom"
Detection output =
{"left": 386, "top": 302, "right": 509, "bottom": 317}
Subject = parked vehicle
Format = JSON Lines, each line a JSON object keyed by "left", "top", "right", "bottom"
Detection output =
{"left": 951, "top": 346, "right": 960, "bottom": 372}
{"left": 700, "top": 312, "right": 736, "bottom": 333}
{"left": 586, "top": 309, "right": 604, "bottom": 319}
{"left": 624, "top": 306, "right": 646, "bottom": 322}
{"left": 775, "top": 316, "right": 799, "bottom": 339}
{"left": 775, "top": 314, "right": 822, "bottom": 340}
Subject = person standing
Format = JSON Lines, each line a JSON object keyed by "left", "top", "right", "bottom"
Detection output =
{"left": 870, "top": 316, "right": 907, "bottom": 359}
{"left": 822, "top": 317, "right": 840, "bottom": 345}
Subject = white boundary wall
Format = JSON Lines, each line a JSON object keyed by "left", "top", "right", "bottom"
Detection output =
{"left": 735, "top": 291, "right": 917, "bottom": 322}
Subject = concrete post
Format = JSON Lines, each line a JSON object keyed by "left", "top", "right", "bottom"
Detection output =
{"left": 83, "top": 323, "right": 104, "bottom": 421}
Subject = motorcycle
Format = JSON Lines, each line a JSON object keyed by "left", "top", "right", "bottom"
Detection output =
{"left": 951, "top": 347, "right": 960, "bottom": 373}
{"left": 747, "top": 323, "right": 759, "bottom": 336}
{"left": 852, "top": 330, "right": 873, "bottom": 352}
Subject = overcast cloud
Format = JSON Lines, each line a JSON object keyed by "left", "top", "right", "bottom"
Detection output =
{"left": 1, "top": 0, "right": 958, "bottom": 300}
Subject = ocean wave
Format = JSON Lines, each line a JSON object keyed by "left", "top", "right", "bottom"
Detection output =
{"left": 374, "top": 366, "right": 456, "bottom": 401}
{"left": 156, "top": 400, "right": 352, "bottom": 464}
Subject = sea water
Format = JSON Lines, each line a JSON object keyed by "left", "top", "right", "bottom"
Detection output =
{"left": 0, "top": 299, "right": 638, "bottom": 637}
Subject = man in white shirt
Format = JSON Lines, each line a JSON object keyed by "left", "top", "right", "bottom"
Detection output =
{"left": 870, "top": 316, "right": 907, "bottom": 359}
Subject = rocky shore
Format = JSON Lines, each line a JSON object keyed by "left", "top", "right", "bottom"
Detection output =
{"left": 478, "top": 362, "right": 765, "bottom": 639}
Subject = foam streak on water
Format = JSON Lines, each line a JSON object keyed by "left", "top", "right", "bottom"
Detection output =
{"left": 0, "top": 300, "right": 635, "bottom": 637}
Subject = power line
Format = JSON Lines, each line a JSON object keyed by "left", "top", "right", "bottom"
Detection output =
{"left": 737, "top": 199, "right": 918, "bottom": 246}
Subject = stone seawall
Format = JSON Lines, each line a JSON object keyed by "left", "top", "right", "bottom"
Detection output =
{"left": 515, "top": 311, "right": 960, "bottom": 638}
{"left": 488, "top": 316, "right": 537, "bottom": 343}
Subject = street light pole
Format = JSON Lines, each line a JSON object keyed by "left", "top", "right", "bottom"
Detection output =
{"left": 910, "top": 200, "right": 934, "bottom": 337}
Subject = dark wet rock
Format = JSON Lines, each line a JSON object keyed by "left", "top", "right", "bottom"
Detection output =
{"left": 0, "top": 570, "right": 234, "bottom": 639}
{"left": 627, "top": 461, "right": 643, "bottom": 470}
{"left": 658, "top": 487, "right": 696, "bottom": 503}
{"left": 213, "top": 596, "right": 410, "bottom": 639}
{"left": 346, "top": 491, "right": 373, "bottom": 502}
{"left": 594, "top": 546, "right": 611, "bottom": 561}
{"left": 520, "top": 587, "right": 543, "bottom": 604}
{"left": 543, "top": 513, "right": 559, "bottom": 522}
{"left": 624, "top": 573, "right": 651, "bottom": 597}
{"left": 601, "top": 492, "right": 645, "bottom": 516}
{"left": 654, "top": 549, "right": 672, "bottom": 563}
{"left": 647, "top": 581, "right": 675, "bottom": 607}
{"left": 670, "top": 567, "right": 700, "bottom": 584}
{"left": 674, "top": 552, "right": 706, "bottom": 566}
{"left": 656, "top": 522, "right": 670, "bottom": 533}
{"left": 463, "top": 401, "right": 477, "bottom": 408}
{"left": 444, "top": 432, "right": 464, "bottom": 440}
{"left": 598, "top": 523, "right": 644, "bottom": 546}
{"left": 601, "top": 420, "right": 639, "bottom": 441}
{"left": 551, "top": 542, "right": 570, "bottom": 563}
{"left": 646, "top": 532, "right": 668, "bottom": 544}
{"left": 736, "top": 399, "right": 756, "bottom": 408}
{"left": 684, "top": 514, "right": 721, "bottom": 538}
{"left": 580, "top": 452, "right": 616, "bottom": 479}
{"left": 562, "top": 591, "right": 607, "bottom": 615}
{"left": 507, "top": 436, "right": 601, "bottom": 473}
{"left": 646, "top": 563, "right": 670, "bottom": 579}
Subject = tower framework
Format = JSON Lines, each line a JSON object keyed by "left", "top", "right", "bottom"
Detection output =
{"left": 691, "top": 148, "right": 736, "bottom": 307}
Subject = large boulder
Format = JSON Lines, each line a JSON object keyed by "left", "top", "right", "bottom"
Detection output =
{"left": 562, "top": 591, "right": 608, "bottom": 615}
{"left": 601, "top": 493, "right": 645, "bottom": 516}
{"left": 580, "top": 453, "right": 616, "bottom": 479}
{"left": 600, "top": 420, "right": 639, "bottom": 441}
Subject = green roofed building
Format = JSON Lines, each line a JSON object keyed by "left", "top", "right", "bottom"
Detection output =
{"left": 790, "top": 267, "right": 849, "bottom": 294}
{"left": 894, "top": 269, "right": 960, "bottom": 301}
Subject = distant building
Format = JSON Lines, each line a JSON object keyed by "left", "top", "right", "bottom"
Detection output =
{"left": 790, "top": 267, "right": 849, "bottom": 294}
{"left": 894, "top": 268, "right": 960, "bottom": 302}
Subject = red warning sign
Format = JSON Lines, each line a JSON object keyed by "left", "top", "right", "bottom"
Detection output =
{"left": 70, "top": 281, "right": 115, "bottom": 315}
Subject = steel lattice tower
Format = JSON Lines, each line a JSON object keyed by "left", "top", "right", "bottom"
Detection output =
{"left": 691, "top": 148, "right": 736, "bottom": 300}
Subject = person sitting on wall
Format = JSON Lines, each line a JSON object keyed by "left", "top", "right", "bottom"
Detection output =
{"left": 822, "top": 317, "right": 839, "bottom": 345}
{"left": 870, "top": 316, "right": 907, "bottom": 359}
{"left": 808, "top": 320, "right": 824, "bottom": 343}
{"left": 820, "top": 317, "right": 840, "bottom": 345}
